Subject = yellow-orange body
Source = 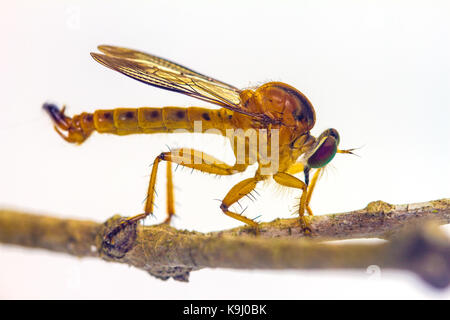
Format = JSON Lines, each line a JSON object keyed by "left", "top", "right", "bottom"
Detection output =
{"left": 63, "top": 82, "right": 316, "bottom": 175}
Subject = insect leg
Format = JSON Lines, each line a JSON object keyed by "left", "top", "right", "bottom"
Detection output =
{"left": 305, "top": 168, "right": 322, "bottom": 216}
{"left": 220, "top": 174, "right": 265, "bottom": 227}
{"left": 164, "top": 161, "right": 175, "bottom": 224}
{"left": 272, "top": 172, "right": 310, "bottom": 230}
{"left": 126, "top": 148, "right": 248, "bottom": 226}
{"left": 125, "top": 155, "right": 162, "bottom": 224}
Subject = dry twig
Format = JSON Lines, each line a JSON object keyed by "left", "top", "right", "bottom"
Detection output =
{"left": 0, "top": 199, "right": 449, "bottom": 288}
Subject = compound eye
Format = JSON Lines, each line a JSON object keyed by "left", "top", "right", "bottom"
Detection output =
{"left": 307, "top": 136, "right": 338, "bottom": 168}
{"left": 328, "top": 128, "right": 340, "bottom": 145}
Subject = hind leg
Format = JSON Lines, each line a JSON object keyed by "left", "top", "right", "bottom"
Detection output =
{"left": 125, "top": 148, "right": 248, "bottom": 225}
{"left": 163, "top": 161, "right": 175, "bottom": 224}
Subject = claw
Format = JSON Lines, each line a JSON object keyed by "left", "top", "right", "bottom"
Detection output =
{"left": 53, "top": 125, "right": 70, "bottom": 142}
{"left": 43, "top": 103, "right": 70, "bottom": 130}
{"left": 43, "top": 102, "right": 92, "bottom": 144}
{"left": 299, "top": 216, "right": 312, "bottom": 235}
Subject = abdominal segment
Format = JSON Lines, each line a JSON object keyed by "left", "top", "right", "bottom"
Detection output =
{"left": 91, "top": 106, "right": 233, "bottom": 135}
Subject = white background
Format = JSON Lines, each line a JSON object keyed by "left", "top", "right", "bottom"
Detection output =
{"left": 0, "top": 0, "right": 449, "bottom": 299}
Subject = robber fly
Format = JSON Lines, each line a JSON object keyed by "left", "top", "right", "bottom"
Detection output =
{"left": 43, "top": 45, "right": 354, "bottom": 231}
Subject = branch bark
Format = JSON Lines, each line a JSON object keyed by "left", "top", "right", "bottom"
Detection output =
{"left": 0, "top": 198, "right": 449, "bottom": 288}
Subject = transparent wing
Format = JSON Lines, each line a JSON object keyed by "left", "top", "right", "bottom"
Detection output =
{"left": 97, "top": 45, "right": 239, "bottom": 90}
{"left": 91, "top": 45, "right": 262, "bottom": 118}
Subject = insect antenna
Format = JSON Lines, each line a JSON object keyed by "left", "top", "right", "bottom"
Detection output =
{"left": 338, "top": 145, "right": 364, "bottom": 157}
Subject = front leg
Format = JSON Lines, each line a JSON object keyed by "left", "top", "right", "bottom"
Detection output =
{"left": 305, "top": 168, "right": 322, "bottom": 216}
{"left": 273, "top": 172, "right": 310, "bottom": 230}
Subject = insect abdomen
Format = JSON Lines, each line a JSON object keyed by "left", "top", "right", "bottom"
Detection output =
{"left": 91, "top": 107, "right": 229, "bottom": 135}
{"left": 44, "top": 103, "right": 234, "bottom": 144}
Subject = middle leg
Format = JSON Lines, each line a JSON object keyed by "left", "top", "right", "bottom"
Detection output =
{"left": 220, "top": 174, "right": 265, "bottom": 227}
